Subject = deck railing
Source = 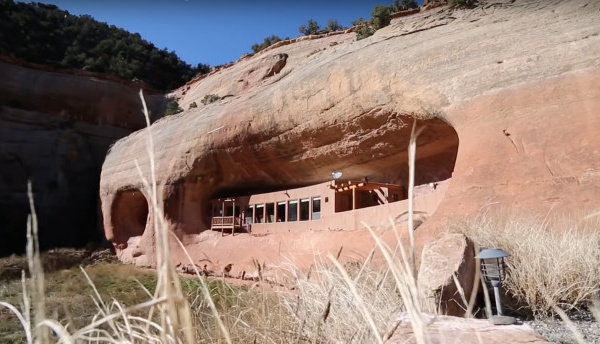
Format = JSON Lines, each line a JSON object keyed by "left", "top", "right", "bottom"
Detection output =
{"left": 211, "top": 216, "right": 241, "bottom": 228}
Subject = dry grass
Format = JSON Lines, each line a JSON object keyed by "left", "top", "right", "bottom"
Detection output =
{"left": 0, "top": 110, "right": 435, "bottom": 343}
{"left": 454, "top": 210, "right": 600, "bottom": 316}
{"left": 278, "top": 120, "right": 432, "bottom": 344}
{"left": 6, "top": 90, "right": 598, "bottom": 344}
{"left": 185, "top": 279, "right": 297, "bottom": 343}
{"left": 0, "top": 91, "right": 196, "bottom": 343}
{"left": 281, "top": 256, "right": 404, "bottom": 343}
{"left": 0, "top": 263, "right": 156, "bottom": 343}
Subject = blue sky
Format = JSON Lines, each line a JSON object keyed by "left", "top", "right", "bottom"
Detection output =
{"left": 32, "top": 0, "right": 422, "bottom": 67}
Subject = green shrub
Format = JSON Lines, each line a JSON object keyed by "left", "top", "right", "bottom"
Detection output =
{"left": 165, "top": 99, "right": 183, "bottom": 115}
{"left": 201, "top": 94, "right": 221, "bottom": 105}
{"left": 353, "top": 6, "right": 394, "bottom": 40}
{"left": 448, "top": 0, "right": 477, "bottom": 6}
{"left": 371, "top": 6, "right": 393, "bottom": 30}
{"left": 393, "top": 0, "right": 418, "bottom": 11}
{"left": 325, "top": 19, "right": 345, "bottom": 32}
{"left": 0, "top": 1, "right": 211, "bottom": 90}
{"left": 189, "top": 101, "right": 197, "bottom": 109}
{"left": 299, "top": 19, "right": 320, "bottom": 35}
{"left": 251, "top": 35, "right": 287, "bottom": 54}
{"left": 353, "top": 18, "right": 376, "bottom": 41}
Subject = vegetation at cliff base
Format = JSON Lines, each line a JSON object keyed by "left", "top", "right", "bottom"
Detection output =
{"left": 0, "top": 0, "right": 209, "bottom": 90}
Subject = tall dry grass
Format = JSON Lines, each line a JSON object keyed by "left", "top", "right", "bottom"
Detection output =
{"left": 455, "top": 210, "right": 600, "bottom": 316}
{"left": 278, "top": 120, "right": 432, "bottom": 344}
{"left": 9, "top": 93, "right": 599, "bottom": 344}
{"left": 281, "top": 256, "right": 403, "bottom": 343}
{"left": 0, "top": 111, "right": 437, "bottom": 343}
{"left": 0, "top": 91, "right": 204, "bottom": 343}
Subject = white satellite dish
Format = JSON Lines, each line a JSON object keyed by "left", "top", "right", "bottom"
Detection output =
{"left": 331, "top": 171, "right": 343, "bottom": 180}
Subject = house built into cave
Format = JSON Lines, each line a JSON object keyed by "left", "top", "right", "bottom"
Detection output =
{"left": 209, "top": 178, "right": 450, "bottom": 235}
{"left": 103, "top": 115, "right": 460, "bottom": 257}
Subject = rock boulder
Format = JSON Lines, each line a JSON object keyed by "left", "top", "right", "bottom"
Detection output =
{"left": 383, "top": 313, "right": 549, "bottom": 344}
{"left": 418, "top": 233, "right": 475, "bottom": 316}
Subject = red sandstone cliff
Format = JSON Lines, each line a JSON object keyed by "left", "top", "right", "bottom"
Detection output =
{"left": 99, "top": 0, "right": 600, "bottom": 269}
{"left": 0, "top": 60, "right": 165, "bottom": 255}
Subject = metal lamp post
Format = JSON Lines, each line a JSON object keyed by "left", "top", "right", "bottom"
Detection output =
{"left": 476, "top": 248, "right": 516, "bottom": 325}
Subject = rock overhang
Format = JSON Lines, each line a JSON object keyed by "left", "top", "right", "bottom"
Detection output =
{"left": 99, "top": 0, "right": 600, "bottom": 265}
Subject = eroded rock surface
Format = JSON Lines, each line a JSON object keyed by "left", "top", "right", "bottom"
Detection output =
{"left": 100, "top": 0, "right": 600, "bottom": 267}
{"left": 383, "top": 313, "right": 549, "bottom": 344}
{"left": 418, "top": 233, "right": 475, "bottom": 316}
{"left": 0, "top": 60, "right": 164, "bottom": 255}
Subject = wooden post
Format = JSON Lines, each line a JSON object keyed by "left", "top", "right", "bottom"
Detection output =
{"left": 221, "top": 200, "right": 225, "bottom": 236}
{"left": 352, "top": 188, "right": 356, "bottom": 210}
{"left": 231, "top": 200, "right": 235, "bottom": 236}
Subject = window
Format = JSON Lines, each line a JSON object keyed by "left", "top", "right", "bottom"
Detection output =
{"left": 255, "top": 204, "right": 264, "bottom": 223}
{"left": 288, "top": 200, "right": 298, "bottom": 221}
{"left": 277, "top": 202, "right": 286, "bottom": 222}
{"left": 266, "top": 203, "right": 275, "bottom": 223}
{"left": 312, "top": 197, "right": 321, "bottom": 220}
{"left": 245, "top": 205, "right": 254, "bottom": 224}
{"left": 300, "top": 198, "right": 310, "bottom": 221}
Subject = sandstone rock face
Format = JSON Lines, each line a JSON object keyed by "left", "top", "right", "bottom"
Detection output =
{"left": 418, "top": 233, "right": 475, "bottom": 316}
{"left": 0, "top": 60, "right": 164, "bottom": 255}
{"left": 100, "top": 0, "right": 600, "bottom": 267}
{"left": 383, "top": 313, "right": 549, "bottom": 344}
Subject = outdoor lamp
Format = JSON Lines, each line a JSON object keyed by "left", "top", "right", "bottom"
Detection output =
{"left": 476, "top": 248, "right": 516, "bottom": 324}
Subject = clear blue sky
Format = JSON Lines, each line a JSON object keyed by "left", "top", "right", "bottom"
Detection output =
{"left": 33, "top": 0, "right": 422, "bottom": 67}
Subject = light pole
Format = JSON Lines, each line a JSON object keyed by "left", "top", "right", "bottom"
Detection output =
{"left": 476, "top": 248, "right": 516, "bottom": 325}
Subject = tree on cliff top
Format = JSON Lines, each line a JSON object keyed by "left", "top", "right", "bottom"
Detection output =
{"left": 324, "top": 19, "right": 345, "bottom": 32}
{"left": 299, "top": 19, "right": 320, "bottom": 35}
{"left": 0, "top": 0, "right": 209, "bottom": 90}
{"left": 393, "top": 0, "right": 418, "bottom": 11}
{"left": 251, "top": 35, "right": 288, "bottom": 54}
{"left": 353, "top": 5, "right": 396, "bottom": 40}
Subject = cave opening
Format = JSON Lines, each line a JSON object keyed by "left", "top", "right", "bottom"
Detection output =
{"left": 111, "top": 189, "right": 148, "bottom": 245}
{"left": 212, "top": 117, "right": 458, "bottom": 201}
{"left": 203, "top": 117, "right": 459, "bottom": 232}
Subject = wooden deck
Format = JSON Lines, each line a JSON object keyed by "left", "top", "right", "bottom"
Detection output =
{"left": 211, "top": 216, "right": 243, "bottom": 235}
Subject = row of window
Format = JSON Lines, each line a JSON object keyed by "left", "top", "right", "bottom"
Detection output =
{"left": 247, "top": 197, "right": 321, "bottom": 223}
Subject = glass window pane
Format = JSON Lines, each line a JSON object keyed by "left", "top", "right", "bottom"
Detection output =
{"left": 245, "top": 205, "right": 254, "bottom": 224}
{"left": 312, "top": 197, "right": 321, "bottom": 220}
{"left": 255, "top": 204, "right": 264, "bottom": 223}
{"left": 300, "top": 198, "right": 310, "bottom": 221}
{"left": 289, "top": 201, "right": 298, "bottom": 222}
{"left": 277, "top": 202, "right": 286, "bottom": 222}
{"left": 266, "top": 203, "right": 275, "bottom": 223}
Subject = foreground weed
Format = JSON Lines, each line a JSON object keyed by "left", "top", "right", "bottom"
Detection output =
{"left": 456, "top": 211, "right": 600, "bottom": 316}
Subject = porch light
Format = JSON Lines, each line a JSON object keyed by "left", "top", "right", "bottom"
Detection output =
{"left": 476, "top": 248, "right": 516, "bottom": 325}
